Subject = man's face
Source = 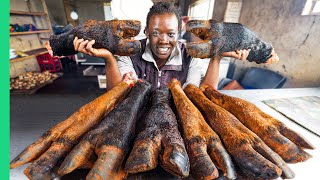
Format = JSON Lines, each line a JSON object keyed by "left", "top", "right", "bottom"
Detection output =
{"left": 146, "top": 13, "right": 179, "bottom": 62}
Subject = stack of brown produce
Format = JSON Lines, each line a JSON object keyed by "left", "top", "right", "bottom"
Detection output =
{"left": 10, "top": 71, "right": 58, "bottom": 90}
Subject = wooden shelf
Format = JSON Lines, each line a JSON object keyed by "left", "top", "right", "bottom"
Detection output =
{"left": 10, "top": 10, "right": 47, "bottom": 16}
{"left": 10, "top": 30, "right": 51, "bottom": 36}
{"left": 10, "top": 48, "right": 48, "bottom": 63}
{"left": 10, "top": 0, "right": 54, "bottom": 77}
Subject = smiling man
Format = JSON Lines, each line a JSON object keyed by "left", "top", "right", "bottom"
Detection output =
{"left": 72, "top": 2, "right": 250, "bottom": 90}
{"left": 118, "top": 3, "right": 202, "bottom": 87}
{"left": 117, "top": 4, "right": 202, "bottom": 89}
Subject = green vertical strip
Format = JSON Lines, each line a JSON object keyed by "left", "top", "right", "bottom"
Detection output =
{"left": 0, "top": 0, "right": 10, "bottom": 179}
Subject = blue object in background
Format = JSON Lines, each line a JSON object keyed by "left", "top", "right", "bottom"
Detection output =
{"left": 240, "top": 67, "right": 286, "bottom": 89}
{"left": 23, "top": 24, "right": 37, "bottom": 31}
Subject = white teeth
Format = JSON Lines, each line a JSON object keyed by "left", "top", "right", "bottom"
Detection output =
{"left": 158, "top": 47, "right": 169, "bottom": 52}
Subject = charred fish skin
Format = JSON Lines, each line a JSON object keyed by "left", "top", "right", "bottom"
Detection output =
{"left": 168, "top": 79, "right": 236, "bottom": 180}
{"left": 202, "top": 85, "right": 314, "bottom": 164}
{"left": 58, "top": 80, "right": 152, "bottom": 180}
{"left": 185, "top": 84, "right": 294, "bottom": 179}
{"left": 186, "top": 19, "right": 275, "bottom": 64}
{"left": 212, "top": 20, "right": 273, "bottom": 63}
{"left": 49, "top": 20, "right": 142, "bottom": 56}
{"left": 125, "top": 87, "right": 190, "bottom": 178}
{"left": 93, "top": 81, "right": 152, "bottom": 150}
{"left": 48, "top": 26, "right": 78, "bottom": 56}
{"left": 11, "top": 78, "right": 133, "bottom": 179}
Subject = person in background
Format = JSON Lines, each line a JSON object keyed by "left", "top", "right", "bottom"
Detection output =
{"left": 48, "top": 2, "right": 251, "bottom": 90}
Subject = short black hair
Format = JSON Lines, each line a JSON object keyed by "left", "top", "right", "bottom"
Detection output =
{"left": 146, "top": 2, "right": 181, "bottom": 33}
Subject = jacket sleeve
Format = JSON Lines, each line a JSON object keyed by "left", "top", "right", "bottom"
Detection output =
{"left": 183, "top": 57, "right": 203, "bottom": 88}
{"left": 115, "top": 55, "right": 138, "bottom": 79}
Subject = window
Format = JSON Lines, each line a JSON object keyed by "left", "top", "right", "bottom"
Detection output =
{"left": 188, "top": 0, "right": 215, "bottom": 20}
{"left": 104, "top": 3, "right": 113, "bottom": 20}
{"left": 109, "top": 0, "right": 154, "bottom": 39}
{"left": 224, "top": 0, "right": 243, "bottom": 23}
{"left": 302, "top": 0, "right": 320, "bottom": 15}
{"left": 313, "top": 1, "right": 320, "bottom": 13}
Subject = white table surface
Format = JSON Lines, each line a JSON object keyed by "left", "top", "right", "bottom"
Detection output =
{"left": 221, "top": 88, "right": 320, "bottom": 180}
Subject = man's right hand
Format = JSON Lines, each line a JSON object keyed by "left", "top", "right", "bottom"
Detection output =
{"left": 45, "top": 41, "right": 65, "bottom": 58}
{"left": 73, "top": 36, "right": 113, "bottom": 59}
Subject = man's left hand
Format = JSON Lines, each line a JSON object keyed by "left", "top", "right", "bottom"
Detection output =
{"left": 220, "top": 49, "right": 251, "bottom": 60}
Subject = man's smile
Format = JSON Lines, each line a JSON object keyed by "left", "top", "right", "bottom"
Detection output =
{"left": 156, "top": 46, "right": 171, "bottom": 54}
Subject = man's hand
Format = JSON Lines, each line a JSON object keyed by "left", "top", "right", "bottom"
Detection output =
{"left": 220, "top": 49, "right": 251, "bottom": 61}
{"left": 45, "top": 41, "right": 66, "bottom": 58}
{"left": 73, "top": 37, "right": 112, "bottom": 59}
{"left": 44, "top": 41, "right": 54, "bottom": 57}
{"left": 200, "top": 49, "right": 252, "bottom": 89}
{"left": 265, "top": 49, "right": 280, "bottom": 64}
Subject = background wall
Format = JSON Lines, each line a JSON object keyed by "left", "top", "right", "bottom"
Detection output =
{"left": 234, "top": 0, "right": 320, "bottom": 88}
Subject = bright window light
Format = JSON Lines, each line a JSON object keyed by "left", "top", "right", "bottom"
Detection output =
{"left": 302, "top": 0, "right": 320, "bottom": 15}
{"left": 312, "top": 1, "right": 320, "bottom": 13}
{"left": 188, "top": 0, "right": 215, "bottom": 20}
{"left": 111, "top": 0, "right": 153, "bottom": 27}
{"left": 110, "top": 0, "right": 154, "bottom": 39}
